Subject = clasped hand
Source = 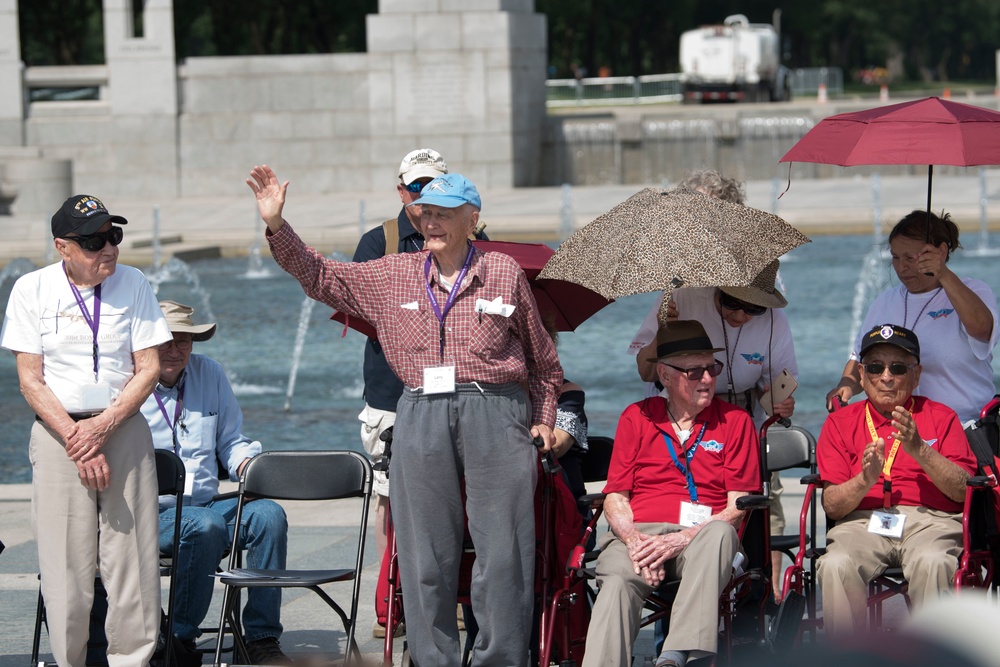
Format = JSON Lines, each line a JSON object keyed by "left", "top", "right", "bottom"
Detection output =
{"left": 628, "top": 531, "right": 691, "bottom": 586}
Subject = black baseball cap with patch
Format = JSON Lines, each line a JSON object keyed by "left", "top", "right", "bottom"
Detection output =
{"left": 51, "top": 194, "right": 128, "bottom": 239}
{"left": 860, "top": 323, "right": 920, "bottom": 363}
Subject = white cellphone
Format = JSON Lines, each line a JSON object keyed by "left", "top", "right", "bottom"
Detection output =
{"left": 760, "top": 369, "right": 797, "bottom": 416}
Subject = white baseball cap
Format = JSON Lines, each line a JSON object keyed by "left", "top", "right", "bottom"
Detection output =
{"left": 398, "top": 148, "right": 448, "bottom": 185}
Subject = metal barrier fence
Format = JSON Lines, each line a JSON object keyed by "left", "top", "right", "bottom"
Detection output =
{"left": 546, "top": 74, "right": 683, "bottom": 107}
{"left": 546, "top": 67, "right": 844, "bottom": 106}
{"left": 789, "top": 67, "right": 844, "bottom": 98}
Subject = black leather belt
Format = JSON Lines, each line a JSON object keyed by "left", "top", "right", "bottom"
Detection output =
{"left": 35, "top": 412, "right": 102, "bottom": 423}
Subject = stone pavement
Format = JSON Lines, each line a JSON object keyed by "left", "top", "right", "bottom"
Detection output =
{"left": 0, "top": 477, "right": 818, "bottom": 666}
{"left": 2, "top": 172, "right": 1000, "bottom": 268}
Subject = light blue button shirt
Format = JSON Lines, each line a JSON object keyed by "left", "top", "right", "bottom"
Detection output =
{"left": 141, "top": 353, "right": 261, "bottom": 507}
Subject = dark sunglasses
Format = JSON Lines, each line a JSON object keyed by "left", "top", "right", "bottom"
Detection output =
{"left": 404, "top": 180, "right": 430, "bottom": 194}
{"left": 63, "top": 226, "right": 124, "bottom": 252}
{"left": 863, "top": 361, "right": 917, "bottom": 377}
{"left": 663, "top": 360, "right": 725, "bottom": 381}
{"left": 718, "top": 291, "right": 767, "bottom": 316}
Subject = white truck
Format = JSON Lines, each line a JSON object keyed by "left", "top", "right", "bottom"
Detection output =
{"left": 679, "top": 14, "right": 790, "bottom": 103}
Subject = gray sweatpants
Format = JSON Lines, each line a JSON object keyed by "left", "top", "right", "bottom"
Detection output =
{"left": 390, "top": 382, "right": 538, "bottom": 667}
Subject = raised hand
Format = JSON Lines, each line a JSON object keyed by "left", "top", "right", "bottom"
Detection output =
{"left": 246, "top": 164, "right": 289, "bottom": 233}
{"left": 861, "top": 437, "right": 886, "bottom": 485}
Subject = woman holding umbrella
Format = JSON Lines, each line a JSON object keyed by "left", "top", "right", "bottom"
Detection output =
{"left": 826, "top": 210, "right": 998, "bottom": 424}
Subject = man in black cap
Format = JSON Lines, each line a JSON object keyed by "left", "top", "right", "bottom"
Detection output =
{"left": 583, "top": 320, "right": 761, "bottom": 667}
{"left": 817, "top": 323, "right": 976, "bottom": 636}
{"left": 1, "top": 194, "right": 170, "bottom": 666}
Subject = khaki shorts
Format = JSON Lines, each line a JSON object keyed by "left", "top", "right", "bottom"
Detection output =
{"left": 359, "top": 404, "right": 395, "bottom": 497}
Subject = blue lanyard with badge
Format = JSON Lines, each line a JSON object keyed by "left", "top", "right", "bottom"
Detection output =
{"left": 662, "top": 423, "right": 711, "bottom": 527}
{"left": 65, "top": 264, "right": 112, "bottom": 412}
{"left": 421, "top": 245, "right": 474, "bottom": 394}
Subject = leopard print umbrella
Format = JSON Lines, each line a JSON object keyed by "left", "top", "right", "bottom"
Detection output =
{"left": 538, "top": 188, "right": 810, "bottom": 322}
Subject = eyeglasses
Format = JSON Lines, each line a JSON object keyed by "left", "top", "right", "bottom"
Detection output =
{"left": 862, "top": 361, "right": 917, "bottom": 376}
{"left": 662, "top": 360, "right": 724, "bottom": 381}
{"left": 62, "top": 226, "right": 124, "bottom": 252}
{"left": 158, "top": 338, "right": 193, "bottom": 352}
{"left": 718, "top": 291, "right": 767, "bottom": 316}
{"left": 403, "top": 180, "right": 432, "bottom": 194}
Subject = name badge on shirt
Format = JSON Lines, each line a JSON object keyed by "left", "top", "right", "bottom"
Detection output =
{"left": 423, "top": 366, "right": 456, "bottom": 395}
{"left": 679, "top": 501, "right": 712, "bottom": 528}
{"left": 76, "top": 382, "right": 112, "bottom": 412}
{"left": 183, "top": 460, "right": 198, "bottom": 497}
{"left": 868, "top": 509, "right": 906, "bottom": 538}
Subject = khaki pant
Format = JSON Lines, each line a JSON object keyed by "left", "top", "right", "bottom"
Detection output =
{"left": 30, "top": 413, "right": 161, "bottom": 667}
{"left": 817, "top": 506, "right": 962, "bottom": 636}
{"left": 582, "top": 520, "right": 739, "bottom": 667}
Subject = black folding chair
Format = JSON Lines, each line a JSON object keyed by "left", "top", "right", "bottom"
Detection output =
{"left": 212, "top": 450, "right": 373, "bottom": 667}
{"left": 30, "top": 449, "right": 186, "bottom": 667}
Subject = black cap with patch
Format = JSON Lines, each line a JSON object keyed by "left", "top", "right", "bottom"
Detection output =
{"left": 860, "top": 323, "right": 920, "bottom": 364}
{"left": 51, "top": 194, "right": 128, "bottom": 239}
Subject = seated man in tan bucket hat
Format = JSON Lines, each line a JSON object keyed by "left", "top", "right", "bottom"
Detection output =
{"left": 139, "top": 301, "right": 290, "bottom": 665}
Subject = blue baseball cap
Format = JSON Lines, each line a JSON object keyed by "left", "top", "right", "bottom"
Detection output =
{"left": 409, "top": 173, "right": 482, "bottom": 211}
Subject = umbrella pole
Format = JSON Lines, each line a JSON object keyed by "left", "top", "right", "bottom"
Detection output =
{"left": 925, "top": 164, "right": 934, "bottom": 243}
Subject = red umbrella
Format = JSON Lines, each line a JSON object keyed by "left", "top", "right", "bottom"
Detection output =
{"left": 331, "top": 240, "right": 612, "bottom": 338}
{"left": 780, "top": 96, "right": 1000, "bottom": 237}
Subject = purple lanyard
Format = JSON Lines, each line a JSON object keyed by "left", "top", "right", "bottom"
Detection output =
{"left": 153, "top": 383, "right": 186, "bottom": 455}
{"left": 424, "top": 245, "right": 474, "bottom": 359}
{"left": 64, "top": 262, "right": 102, "bottom": 382}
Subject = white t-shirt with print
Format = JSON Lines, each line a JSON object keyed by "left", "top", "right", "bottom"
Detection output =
{"left": 852, "top": 279, "right": 999, "bottom": 424}
{"left": 1, "top": 262, "right": 171, "bottom": 413}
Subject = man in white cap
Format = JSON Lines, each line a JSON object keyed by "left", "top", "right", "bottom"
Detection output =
{"left": 351, "top": 149, "right": 486, "bottom": 637}
{"left": 140, "top": 301, "right": 289, "bottom": 665}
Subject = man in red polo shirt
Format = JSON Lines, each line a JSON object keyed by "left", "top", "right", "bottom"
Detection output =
{"left": 583, "top": 321, "right": 760, "bottom": 667}
{"left": 817, "top": 323, "right": 976, "bottom": 636}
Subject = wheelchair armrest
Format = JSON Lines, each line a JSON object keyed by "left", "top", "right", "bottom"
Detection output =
{"left": 967, "top": 475, "right": 997, "bottom": 488}
{"left": 799, "top": 473, "right": 822, "bottom": 485}
{"left": 736, "top": 494, "right": 770, "bottom": 511}
{"left": 579, "top": 492, "right": 606, "bottom": 509}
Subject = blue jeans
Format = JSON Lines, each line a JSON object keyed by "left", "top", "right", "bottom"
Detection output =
{"left": 159, "top": 497, "right": 288, "bottom": 642}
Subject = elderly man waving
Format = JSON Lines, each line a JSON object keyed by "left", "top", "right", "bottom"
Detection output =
{"left": 583, "top": 321, "right": 760, "bottom": 667}
{"left": 817, "top": 323, "right": 976, "bottom": 636}
{"left": 246, "top": 165, "right": 562, "bottom": 667}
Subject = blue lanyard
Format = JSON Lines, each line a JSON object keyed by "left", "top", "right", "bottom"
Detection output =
{"left": 424, "top": 244, "right": 474, "bottom": 358}
{"left": 64, "top": 262, "right": 102, "bottom": 382}
{"left": 153, "top": 382, "right": 186, "bottom": 455}
{"left": 661, "top": 422, "right": 707, "bottom": 503}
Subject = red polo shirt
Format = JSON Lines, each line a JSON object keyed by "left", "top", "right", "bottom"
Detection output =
{"left": 604, "top": 396, "right": 760, "bottom": 524}
{"left": 817, "top": 396, "right": 976, "bottom": 513}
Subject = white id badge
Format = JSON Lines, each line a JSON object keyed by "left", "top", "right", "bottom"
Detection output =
{"left": 679, "top": 501, "right": 712, "bottom": 527}
{"left": 868, "top": 510, "right": 906, "bottom": 538}
{"left": 423, "top": 366, "right": 456, "bottom": 395}
{"left": 78, "top": 382, "right": 112, "bottom": 412}
{"left": 183, "top": 460, "right": 198, "bottom": 497}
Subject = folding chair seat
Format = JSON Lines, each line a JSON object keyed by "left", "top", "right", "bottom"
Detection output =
{"left": 212, "top": 450, "right": 373, "bottom": 667}
{"left": 30, "top": 449, "right": 186, "bottom": 667}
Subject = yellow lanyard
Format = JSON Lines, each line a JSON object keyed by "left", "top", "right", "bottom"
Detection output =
{"left": 864, "top": 399, "right": 913, "bottom": 509}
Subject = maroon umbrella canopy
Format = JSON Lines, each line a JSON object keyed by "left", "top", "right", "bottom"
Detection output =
{"left": 780, "top": 96, "right": 1000, "bottom": 239}
{"left": 780, "top": 96, "right": 1000, "bottom": 167}
{"left": 330, "top": 240, "right": 612, "bottom": 338}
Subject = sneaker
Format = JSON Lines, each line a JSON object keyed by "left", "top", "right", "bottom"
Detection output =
{"left": 245, "top": 637, "right": 292, "bottom": 665}
{"left": 372, "top": 619, "right": 406, "bottom": 638}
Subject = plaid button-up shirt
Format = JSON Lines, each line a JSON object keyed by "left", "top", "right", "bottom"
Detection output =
{"left": 268, "top": 223, "right": 563, "bottom": 426}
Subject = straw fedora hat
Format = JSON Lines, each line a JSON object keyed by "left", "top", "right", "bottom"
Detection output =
{"left": 719, "top": 260, "right": 787, "bottom": 309}
{"left": 159, "top": 300, "right": 217, "bottom": 341}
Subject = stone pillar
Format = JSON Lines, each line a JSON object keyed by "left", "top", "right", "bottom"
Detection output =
{"left": 0, "top": 0, "right": 23, "bottom": 146}
{"left": 100, "top": 0, "right": 179, "bottom": 196}
{"left": 366, "top": 0, "right": 547, "bottom": 188}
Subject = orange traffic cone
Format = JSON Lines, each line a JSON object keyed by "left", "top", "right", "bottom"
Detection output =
{"left": 943, "top": 87, "right": 952, "bottom": 99}
{"left": 817, "top": 83, "right": 828, "bottom": 104}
